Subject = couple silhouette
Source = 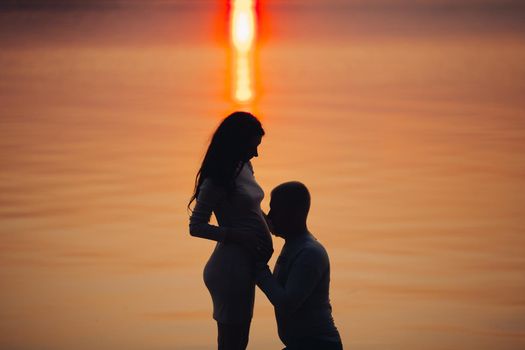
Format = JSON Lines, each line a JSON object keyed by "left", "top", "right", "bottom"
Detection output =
{"left": 189, "top": 112, "right": 342, "bottom": 350}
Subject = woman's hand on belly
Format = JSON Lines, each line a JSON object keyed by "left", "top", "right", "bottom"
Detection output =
{"left": 226, "top": 229, "right": 273, "bottom": 263}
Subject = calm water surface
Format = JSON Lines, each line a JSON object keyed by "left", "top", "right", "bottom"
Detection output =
{"left": 1, "top": 3, "right": 525, "bottom": 349}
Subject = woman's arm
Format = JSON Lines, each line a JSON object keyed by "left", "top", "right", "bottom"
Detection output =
{"left": 188, "top": 179, "right": 261, "bottom": 248}
{"left": 189, "top": 179, "right": 228, "bottom": 242}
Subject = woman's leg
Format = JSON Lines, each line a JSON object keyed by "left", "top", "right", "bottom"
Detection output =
{"left": 284, "top": 337, "right": 343, "bottom": 350}
{"left": 217, "top": 321, "right": 251, "bottom": 350}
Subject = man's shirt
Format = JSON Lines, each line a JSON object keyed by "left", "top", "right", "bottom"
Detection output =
{"left": 256, "top": 232, "right": 341, "bottom": 346}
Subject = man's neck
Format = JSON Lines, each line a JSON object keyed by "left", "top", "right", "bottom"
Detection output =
{"left": 283, "top": 228, "right": 309, "bottom": 243}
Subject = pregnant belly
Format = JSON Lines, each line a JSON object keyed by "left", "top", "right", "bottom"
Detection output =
{"left": 237, "top": 217, "right": 273, "bottom": 248}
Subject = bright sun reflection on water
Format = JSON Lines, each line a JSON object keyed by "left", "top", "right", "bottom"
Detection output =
{"left": 230, "top": 0, "right": 256, "bottom": 103}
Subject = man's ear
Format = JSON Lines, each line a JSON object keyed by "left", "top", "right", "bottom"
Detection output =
{"left": 289, "top": 210, "right": 302, "bottom": 224}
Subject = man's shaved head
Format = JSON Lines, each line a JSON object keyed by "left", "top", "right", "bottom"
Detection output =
{"left": 270, "top": 181, "right": 311, "bottom": 220}
{"left": 267, "top": 181, "right": 311, "bottom": 238}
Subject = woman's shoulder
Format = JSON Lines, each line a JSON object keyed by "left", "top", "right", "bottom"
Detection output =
{"left": 199, "top": 177, "right": 228, "bottom": 197}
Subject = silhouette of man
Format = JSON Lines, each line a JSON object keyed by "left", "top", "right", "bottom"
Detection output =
{"left": 256, "top": 181, "right": 343, "bottom": 350}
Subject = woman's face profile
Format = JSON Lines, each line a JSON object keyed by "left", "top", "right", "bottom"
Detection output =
{"left": 242, "top": 135, "right": 262, "bottom": 161}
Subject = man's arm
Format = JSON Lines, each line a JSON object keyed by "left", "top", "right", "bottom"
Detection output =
{"left": 256, "top": 248, "right": 325, "bottom": 314}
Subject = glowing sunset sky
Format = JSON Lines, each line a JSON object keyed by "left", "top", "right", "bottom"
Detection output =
{"left": 1, "top": 0, "right": 524, "bottom": 349}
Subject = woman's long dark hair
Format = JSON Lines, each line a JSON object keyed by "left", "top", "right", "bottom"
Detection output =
{"left": 188, "top": 111, "right": 265, "bottom": 211}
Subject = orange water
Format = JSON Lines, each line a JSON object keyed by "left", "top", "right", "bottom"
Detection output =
{"left": 1, "top": 3, "right": 525, "bottom": 349}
